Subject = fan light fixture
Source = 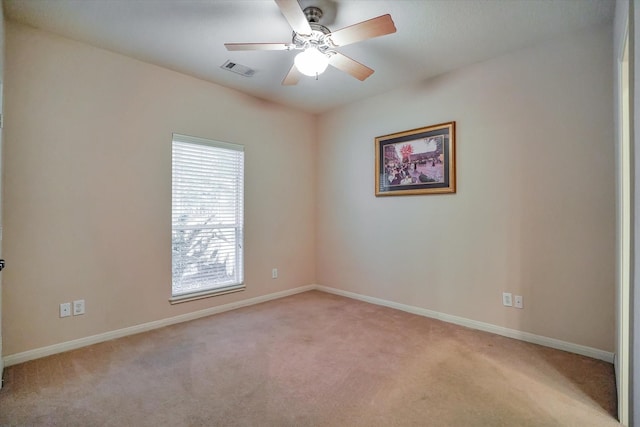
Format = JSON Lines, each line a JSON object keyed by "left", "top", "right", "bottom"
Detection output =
{"left": 294, "top": 47, "right": 329, "bottom": 77}
{"left": 224, "top": 1, "right": 397, "bottom": 85}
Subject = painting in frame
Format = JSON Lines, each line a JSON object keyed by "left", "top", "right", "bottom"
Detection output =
{"left": 375, "top": 121, "right": 456, "bottom": 196}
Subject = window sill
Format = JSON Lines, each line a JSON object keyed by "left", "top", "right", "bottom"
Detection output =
{"left": 169, "top": 284, "right": 245, "bottom": 304}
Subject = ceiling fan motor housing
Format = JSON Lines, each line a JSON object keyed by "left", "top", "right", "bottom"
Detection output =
{"left": 292, "top": 5, "right": 334, "bottom": 54}
{"left": 292, "top": 21, "right": 334, "bottom": 54}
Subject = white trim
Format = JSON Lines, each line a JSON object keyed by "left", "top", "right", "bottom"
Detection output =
{"left": 169, "top": 284, "right": 245, "bottom": 304}
{"left": 3, "top": 284, "right": 315, "bottom": 367}
{"left": 172, "top": 133, "right": 243, "bottom": 152}
{"left": 315, "top": 285, "right": 615, "bottom": 363}
{"left": 613, "top": 3, "right": 632, "bottom": 424}
{"left": 3, "top": 283, "right": 614, "bottom": 367}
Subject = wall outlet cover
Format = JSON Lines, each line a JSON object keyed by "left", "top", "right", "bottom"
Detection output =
{"left": 73, "top": 299, "right": 85, "bottom": 315}
{"left": 502, "top": 292, "right": 513, "bottom": 307}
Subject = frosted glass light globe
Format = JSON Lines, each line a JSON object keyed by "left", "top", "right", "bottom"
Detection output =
{"left": 294, "top": 47, "right": 329, "bottom": 77}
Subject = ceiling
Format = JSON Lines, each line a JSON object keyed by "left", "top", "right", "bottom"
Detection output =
{"left": 3, "top": 0, "right": 614, "bottom": 114}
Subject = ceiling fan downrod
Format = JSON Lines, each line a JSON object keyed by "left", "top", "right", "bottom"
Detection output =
{"left": 303, "top": 6, "right": 323, "bottom": 24}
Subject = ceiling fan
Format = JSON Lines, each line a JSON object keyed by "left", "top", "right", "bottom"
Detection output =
{"left": 224, "top": 0, "right": 396, "bottom": 85}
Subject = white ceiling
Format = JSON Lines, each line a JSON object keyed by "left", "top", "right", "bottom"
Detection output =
{"left": 3, "top": 0, "right": 614, "bottom": 114}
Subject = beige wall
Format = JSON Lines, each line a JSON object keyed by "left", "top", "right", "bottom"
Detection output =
{"left": 2, "top": 20, "right": 616, "bottom": 357}
{"left": 316, "top": 25, "right": 615, "bottom": 351}
{"left": 2, "top": 22, "right": 316, "bottom": 355}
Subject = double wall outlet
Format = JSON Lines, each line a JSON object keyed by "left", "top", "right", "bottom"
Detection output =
{"left": 502, "top": 292, "right": 512, "bottom": 307}
{"left": 73, "top": 299, "right": 85, "bottom": 315}
{"left": 60, "top": 299, "right": 86, "bottom": 317}
{"left": 503, "top": 293, "right": 524, "bottom": 309}
{"left": 272, "top": 268, "right": 278, "bottom": 279}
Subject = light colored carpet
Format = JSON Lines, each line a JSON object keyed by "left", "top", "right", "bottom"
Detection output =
{"left": 0, "top": 290, "right": 618, "bottom": 426}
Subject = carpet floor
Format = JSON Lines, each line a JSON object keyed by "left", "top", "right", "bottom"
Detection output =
{"left": 0, "top": 290, "right": 618, "bottom": 426}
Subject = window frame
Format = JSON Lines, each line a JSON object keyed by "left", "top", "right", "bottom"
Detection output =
{"left": 170, "top": 133, "right": 245, "bottom": 304}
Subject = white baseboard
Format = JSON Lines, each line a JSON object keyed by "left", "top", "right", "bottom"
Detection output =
{"left": 3, "top": 284, "right": 315, "bottom": 367}
{"left": 3, "top": 283, "right": 614, "bottom": 366}
{"left": 315, "top": 285, "right": 614, "bottom": 363}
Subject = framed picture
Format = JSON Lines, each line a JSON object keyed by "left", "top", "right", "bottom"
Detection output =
{"left": 375, "top": 121, "right": 456, "bottom": 196}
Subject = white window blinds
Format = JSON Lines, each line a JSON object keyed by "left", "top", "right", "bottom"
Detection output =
{"left": 171, "top": 134, "right": 244, "bottom": 300}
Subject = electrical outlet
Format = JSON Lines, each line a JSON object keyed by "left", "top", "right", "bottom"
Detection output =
{"left": 272, "top": 268, "right": 278, "bottom": 279}
{"left": 502, "top": 292, "right": 513, "bottom": 307}
{"left": 514, "top": 295, "right": 523, "bottom": 309}
{"left": 73, "top": 299, "right": 85, "bottom": 315}
{"left": 60, "top": 302, "right": 71, "bottom": 318}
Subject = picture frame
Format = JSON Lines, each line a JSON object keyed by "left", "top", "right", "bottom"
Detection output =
{"left": 375, "top": 121, "right": 456, "bottom": 196}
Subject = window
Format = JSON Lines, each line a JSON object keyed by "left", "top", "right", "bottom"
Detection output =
{"left": 171, "top": 134, "right": 244, "bottom": 303}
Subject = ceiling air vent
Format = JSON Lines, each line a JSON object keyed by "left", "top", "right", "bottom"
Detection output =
{"left": 221, "top": 60, "right": 255, "bottom": 77}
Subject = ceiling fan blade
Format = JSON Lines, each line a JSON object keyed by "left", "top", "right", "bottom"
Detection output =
{"left": 274, "top": 0, "right": 312, "bottom": 35}
{"left": 328, "top": 52, "right": 374, "bottom": 81}
{"left": 328, "top": 14, "right": 396, "bottom": 47}
{"left": 225, "top": 43, "right": 291, "bottom": 51}
{"left": 282, "top": 64, "right": 302, "bottom": 85}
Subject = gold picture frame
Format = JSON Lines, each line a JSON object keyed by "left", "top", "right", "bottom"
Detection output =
{"left": 375, "top": 121, "right": 456, "bottom": 196}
